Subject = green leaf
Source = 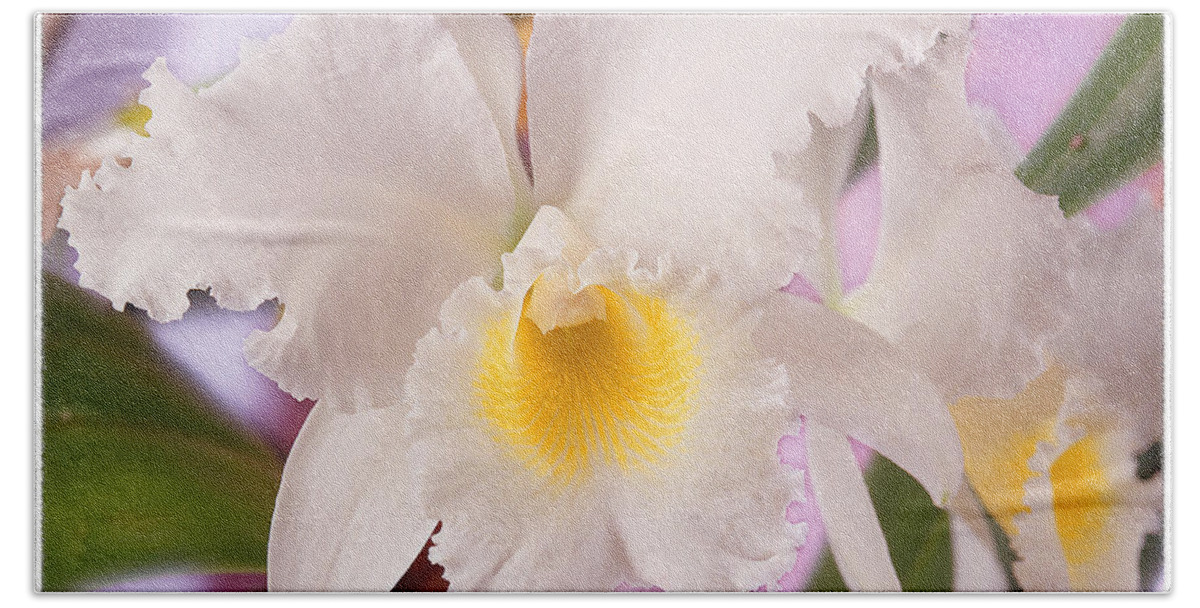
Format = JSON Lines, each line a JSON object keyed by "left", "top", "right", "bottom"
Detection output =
{"left": 847, "top": 103, "right": 878, "bottom": 184}
{"left": 1139, "top": 532, "right": 1164, "bottom": 591}
{"left": 864, "top": 455, "right": 953, "bottom": 591}
{"left": 805, "top": 547, "right": 850, "bottom": 592}
{"left": 1015, "top": 14, "right": 1164, "bottom": 217}
{"left": 40, "top": 273, "right": 282, "bottom": 591}
{"left": 804, "top": 454, "right": 953, "bottom": 592}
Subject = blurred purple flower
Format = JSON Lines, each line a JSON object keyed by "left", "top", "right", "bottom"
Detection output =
{"left": 42, "top": 13, "right": 291, "bottom": 141}
{"left": 148, "top": 296, "right": 313, "bottom": 457}
{"left": 966, "top": 14, "right": 1124, "bottom": 152}
{"left": 98, "top": 571, "right": 266, "bottom": 592}
{"left": 835, "top": 166, "right": 883, "bottom": 295}
{"left": 42, "top": 13, "right": 310, "bottom": 458}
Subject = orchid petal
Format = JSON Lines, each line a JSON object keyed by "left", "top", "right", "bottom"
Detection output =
{"left": 756, "top": 291, "right": 964, "bottom": 505}
{"left": 443, "top": 15, "right": 530, "bottom": 201}
{"left": 945, "top": 487, "right": 1010, "bottom": 591}
{"left": 775, "top": 99, "right": 871, "bottom": 303}
{"left": 1047, "top": 202, "right": 1164, "bottom": 446}
{"left": 268, "top": 401, "right": 434, "bottom": 591}
{"left": 58, "top": 15, "right": 515, "bottom": 415}
{"left": 806, "top": 421, "right": 901, "bottom": 591}
{"left": 852, "top": 31, "right": 1071, "bottom": 401}
{"left": 951, "top": 368, "right": 1161, "bottom": 591}
{"left": 949, "top": 514, "right": 1009, "bottom": 591}
{"left": 525, "top": 14, "right": 967, "bottom": 293}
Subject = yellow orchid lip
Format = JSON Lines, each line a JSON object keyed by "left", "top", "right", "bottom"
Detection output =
{"left": 1050, "top": 434, "right": 1116, "bottom": 577}
{"left": 950, "top": 366, "right": 1128, "bottom": 590}
{"left": 474, "top": 277, "right": 701, "bottom": 485}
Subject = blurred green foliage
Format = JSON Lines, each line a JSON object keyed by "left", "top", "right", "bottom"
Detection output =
{"left": 40, "top": 274, "right": 281, "bottom": 591}
{"left": 1016, "top": 14, "right": 1164, "bottom": 217}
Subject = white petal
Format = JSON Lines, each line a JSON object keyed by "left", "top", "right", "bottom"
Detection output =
{"left": 1047, "top": 203, "right": 1164, "bottom": 446}
{"left": 774, "top": 99, "right": 871, "bottom": 303}
{"left": 851, "top": 30, "right": 1072, "bottom": 400}
{"left": 608, "top": 285, "right": 804, "bottom": 591}
{"left": 500, "top": 205, "right": 595, "bottom": 298}
{"left": 954, "top": 369, "right": 1162, "bottom": 591}
{"left": 755, "top": 291, "right": 964, "bottom": 505}
{"left": 950, "top": 515, "right": 1009, "bottom": 591}
{"left": 805, "top": 421, "right": 901, "bottom": 591}
{"left": 1011, "top": 435, "right": 1072, "bottom": 591}
{"left": 442, "top": 14, "right": 531, "bottom": 202}
{"left": 405, "top": 238, "right": 803, "bottom": 591}
{"left": 526, "top": 14, "right": 967, "bottom": 293}
{"left": 946, "top": 488, "right": 1009, "bottom": 591}
{"left": 405, "top": 276, "right": 640, "bottom": 591}
{"left": 58, "top": 15, "right": 515, "bottom": 413}
{"left": 268, "top": 401, "right": 435, "bottom": 591}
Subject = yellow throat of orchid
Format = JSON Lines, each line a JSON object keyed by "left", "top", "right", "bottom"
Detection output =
{"left": 949, "top": 365, "right": 1118, "bottom": 589}
{"left": 475, "top": 278, "right": 701, "bottom": 485}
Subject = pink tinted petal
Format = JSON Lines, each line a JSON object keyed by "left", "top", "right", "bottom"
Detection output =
{"left": 837, "top": 166, "right": 883, "bottom": 293}
{"left": 776, "top": 422, "right": 827, "bottom": 591}
{"left": 966, "top": 14, "right": 1125, "bottom": 151}
{"left": 148, "top": 299, "right": 313, "bottom": 456}
{"left": 1084, "top": 162, "right": 1165, "bottom": 230}
{"left": 98, "top": 572, "right": 266, "bottom": 592}
{"left": 782, "top": 273, "right": 823, "bottom": 303}
{"left": 848, "top": 438, "right": 876, "bottom": 471}
{"left": 783, "top": 167, "right": 883, "bottom": 301}
{"left": 775, "top": 429, "right": 879, "bottom": 591}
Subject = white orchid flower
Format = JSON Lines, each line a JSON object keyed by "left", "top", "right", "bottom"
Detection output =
{"left": 57, "top": 14, "right": 973, "bottom": 591}
{"left": 949, "top": 364, "right": 1162, "bottom": 591}
{"left": 807, "top": 26, "right": 1163, "bottom": 591}
{"left": 944, "top": 202, "right": 1164, "bottom": 592}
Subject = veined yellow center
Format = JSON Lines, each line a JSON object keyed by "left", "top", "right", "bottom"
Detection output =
{"left": 475, "top": 280, "right": 701, "bottom": 485}
{"left": 1049, "top": 434, "right": 1115, "bottom": 585}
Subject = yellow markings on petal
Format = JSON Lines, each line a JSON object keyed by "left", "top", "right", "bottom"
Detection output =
{"left": 952, "top": 365, "right": 1129, "bottom": 590}
{"left": 1049, "top": 434, "right": 1116, "bottom": 587}
{"left": 949, "top": 365, "right": 1066, "bottom": 537}
{"left": 475, "top": 280, "right": 701, "bottom": 485}
{"left": 115, "top": 103, "right": 152, "bottom": 137}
